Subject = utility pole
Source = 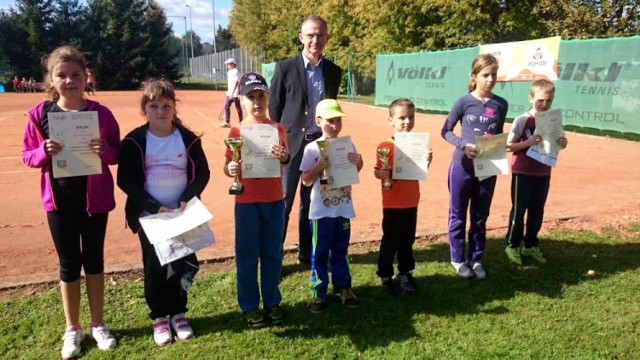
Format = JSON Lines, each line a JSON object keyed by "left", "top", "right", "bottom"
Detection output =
{"left": 211, "top": 0, "right": 217, "bottom": 54}
{"left": 186, "top": 4, "right": 194, "bottom": 77}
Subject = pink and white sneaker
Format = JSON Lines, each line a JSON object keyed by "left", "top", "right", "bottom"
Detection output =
{"left": 152, "top": 316, "right": 172, "bottom": 346}
{"left": 170, "top": 313, "right": 194, "bottom": 340}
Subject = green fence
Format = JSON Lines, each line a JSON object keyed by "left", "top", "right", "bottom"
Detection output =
{"left": 261, "top": 63, "right": 276, "bottom": 87}
{"left": 375, "top": 36, "right": 640, "bottom": 134}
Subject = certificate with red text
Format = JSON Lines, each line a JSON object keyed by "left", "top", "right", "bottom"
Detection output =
{"left": 48, "top": 111, "right": 101, "bottom": 178}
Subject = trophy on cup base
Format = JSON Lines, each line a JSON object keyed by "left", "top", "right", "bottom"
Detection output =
{"left": 316, "top": 139, "right": 333, "bottom": 186}
{"left": 377, "top": 147, "right": 392, "bottom": 190}
{"left": 224, "top": 137, "right": 244, "bottom": 195}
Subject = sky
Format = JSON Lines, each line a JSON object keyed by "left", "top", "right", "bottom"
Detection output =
{"left": 0, "top": 0, "right": 233, "bottom": 42}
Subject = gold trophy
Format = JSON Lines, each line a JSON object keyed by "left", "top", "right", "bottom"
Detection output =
{"left": 224, "top": 137, "right": 244, "bottom": 195}
{"left": 377, "top": 147, "right": 392, "bottom": 190}
{"left": 316, "top": 139, "right": 333, "bottom": 185}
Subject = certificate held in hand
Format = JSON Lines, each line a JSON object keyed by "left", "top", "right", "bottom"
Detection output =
{"left": 48, "top": 111, "right": 102, "bottom": 178}
{"left": 392, "top": 132, "right": 430, "bottom": 181}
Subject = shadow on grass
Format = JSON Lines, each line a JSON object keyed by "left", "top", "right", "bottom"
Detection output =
{"left": 186, "top": 229, "right": 640, "bottom": 351}
{"left": 98, "top": 228, "right": 637, "bottom": 351}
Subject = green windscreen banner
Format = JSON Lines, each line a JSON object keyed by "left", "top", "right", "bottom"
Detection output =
{"left": 376, "top": 36, "right": 640, "bottom": 134}
{"left": 375, "top": 46, "right": 480, "bottom": 113}
{"left": 261, "top": 62, "right": 276, "bottom": 87}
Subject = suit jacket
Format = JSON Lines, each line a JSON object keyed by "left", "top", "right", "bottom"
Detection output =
{"left": 268, "top": 53, "right": 342, "bottom": 158}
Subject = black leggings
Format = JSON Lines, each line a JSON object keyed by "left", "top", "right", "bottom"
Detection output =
{"left": 47, "top": 206, "right": 108, "bottom": 282}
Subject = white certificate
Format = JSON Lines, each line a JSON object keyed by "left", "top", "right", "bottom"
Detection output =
{"left": 474, "top": 133, "right": 509, "bottom": 179}
{"left": 48, "top": 111, "right": 101, "bottom": 178}
{"left": 240, "top": 123, "right": 280, "bottom": 178}
{"left": 534, "top": 109, "right": 564, "bottom": 154}
{"left": 139, "top": 197, "right": 215, "bottom": 266}
{"left": 324, "top": 136, "right": 360, "bottom": 189}
{"left": 392, "top": 132, "right": 429, "bottom": 181}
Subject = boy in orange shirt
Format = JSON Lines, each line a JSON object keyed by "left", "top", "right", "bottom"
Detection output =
{"left": 224, "top": 72, "right": 290, "bottom": 328}
{"left": 374, "top": 98, "right": 433, "bottom": 295}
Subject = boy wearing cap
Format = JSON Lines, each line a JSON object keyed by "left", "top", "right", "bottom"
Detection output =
{"left": 221, "top": 58, "right": 243, "bottom": 128}
{"left": 224, "top": 72, "right": 290, "bottom": 328}
{"left": 300, "top": 99, "right": 363, "bottom": 313}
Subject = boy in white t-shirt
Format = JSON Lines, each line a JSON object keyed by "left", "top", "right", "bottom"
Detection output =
{"left": 220, "top": 58, "right": 243, "bottom": 127}
{"left": 300, "top": 99, "right": 363, "bottom": 313}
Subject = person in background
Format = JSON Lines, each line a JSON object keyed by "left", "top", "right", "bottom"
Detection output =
{"left": 220, "top": 58, "right": 243, "bottom": 127}
{"left": 268, "top": 15, "right": 342, "bottom": 265}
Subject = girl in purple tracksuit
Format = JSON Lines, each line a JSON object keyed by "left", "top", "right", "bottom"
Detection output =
{"left": 441, "top": 54, "right": 508, "bottom": 280}
{"left": 22, "top": 45, "right": 120, "bottom": 358}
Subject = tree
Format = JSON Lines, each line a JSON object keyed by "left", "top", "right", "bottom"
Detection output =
{"left": 51, "top": 0, "right": 86, "bottom": 48}
{"left": 11, "top": 0, "right": 56, "bottom": 79}
{"left": 215, "top": 25, "right": 238, "bottom": 51}
{"left": 140, "top": 0, "right": 180, "bottom": 80}
{"left": 183, "top": 30, "right": 203, "bottom": 57}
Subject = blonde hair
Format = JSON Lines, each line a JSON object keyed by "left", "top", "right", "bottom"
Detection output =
{"left": 530, "top": 79, "right": 555, "bottom": 96}
{"left": 388, "top": 98, "right": 415, "bottom": 117}
{"left": 43, "top": 45, "right": 88, "bottom": 101}
{"left": 140, "top": 78, "right": 183, "bottom": 126}
{"left": 468, "top": 54, "right": 499, "bottom": 92}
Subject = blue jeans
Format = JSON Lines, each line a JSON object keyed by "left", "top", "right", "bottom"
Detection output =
{"left": 235, "top": 201, "right": 284, "bottom": 311}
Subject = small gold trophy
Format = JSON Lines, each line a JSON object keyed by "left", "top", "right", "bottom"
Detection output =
{"left": 316, "top": 139, "right": 333, "bottom": 185}
{"left": 224, "top": 137, "right": 244, "bottom": 195}
{"left": 377, "top": 147, "right": 392, "bottom": 190}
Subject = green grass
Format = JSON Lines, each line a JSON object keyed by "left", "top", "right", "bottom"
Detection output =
{"left": 3, "top": 225, "right": 639, "bottom": 359}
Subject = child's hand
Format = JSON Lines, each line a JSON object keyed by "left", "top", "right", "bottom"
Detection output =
{"left": 315, "top": 154, "right": 330, "bottom": 171}
{"left": 528, "top": 134, "right": 542, "bottom": 147}
{"left": 227, "top": 160, "right": 240, "bottom": 176}
{"left": 89, "top": 138, "right": 103, "bottom": 154}
{"left": 556, "top": 136, "right": 568, "bottom": 149}
{"left": 158, "top": 206, "right": 173, "bottom": 213}
{"left": 347, "top": 152, "right": 361, "bottom": 165}
{"left": 45, "top": 139, "right": 62, "bottom": 155}
{"left": 270, "top": 144, "right": 289, "bottom": 162}
{"left": 464, "top": 143, "right": 477, "bottom": 159}
{"left": 178, "top": 201, "right": 187, "bottom": 212}
{"left": 374, "top": 168, "right": 390, "bottom": 179}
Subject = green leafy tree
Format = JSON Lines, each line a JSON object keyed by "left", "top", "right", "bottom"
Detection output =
{"left": 9, "top": 0, "right": 56, "bottom": 79}
{"left": 140, "top": 0, "right": 180, "bottom": 80}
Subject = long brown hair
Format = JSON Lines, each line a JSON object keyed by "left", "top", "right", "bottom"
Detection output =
{"left": 467, "top": 54, "right": 499, "bottom": 92}
{"left": 43, "top": 45, "right": 88, "bottom": 101}
{"left": 140, "top": 78, "right": 183, "bottom": 126}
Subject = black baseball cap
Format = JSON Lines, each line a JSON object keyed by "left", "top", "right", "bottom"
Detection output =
{"left": 239, "top": 72, "right": 269, "bottom": 95}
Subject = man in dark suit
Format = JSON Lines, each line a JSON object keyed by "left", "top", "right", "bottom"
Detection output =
{"left": 269, "top": 15, "right": 342, "bottom": 264}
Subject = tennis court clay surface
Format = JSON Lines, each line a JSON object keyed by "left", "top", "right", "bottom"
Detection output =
{"left": 1, "top": 91, "right": 639, "bottom": 288}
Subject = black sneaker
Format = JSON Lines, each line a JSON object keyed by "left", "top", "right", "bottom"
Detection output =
{"left": 307, "top": 297, "right": 327, "bottom": 313}
{"left": 394, "top": 272, "right": 417, "bottom": 295}
{"left": 243, "top": 310, "right": 266, "bottom": 329}
{"left": 381, "top": 277, "right": 406, "bottom": 296}
{"left": 338, "top": 288, "right": 359, "bottom": 309}
{"left": 264, "top": 305, "right": 284, "bottom": 324}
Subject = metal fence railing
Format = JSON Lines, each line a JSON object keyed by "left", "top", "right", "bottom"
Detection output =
{"left": 189, "top": 48, "right": 260, "bottom": 87}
